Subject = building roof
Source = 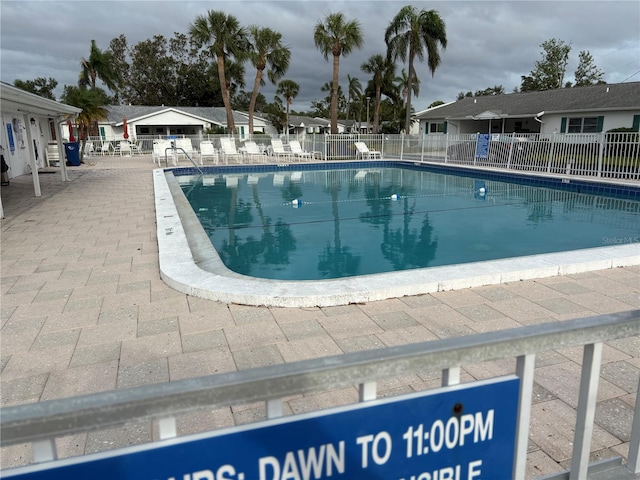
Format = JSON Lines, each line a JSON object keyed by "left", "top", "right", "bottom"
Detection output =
{"left": 288, "top": 115, "right": 327, "bottom": 128}
{"left": 105, "top": 105, "right": 248, "bottom": 126}
{"left": 1, "top": 82, "right": 82, "bottom": 117}
{"left": 416, "top": 82, "right": 640, "bottom": 120}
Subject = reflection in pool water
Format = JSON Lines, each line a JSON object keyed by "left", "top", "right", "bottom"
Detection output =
{"left": 178, "top": 166, "right": 639, "bottom": 281}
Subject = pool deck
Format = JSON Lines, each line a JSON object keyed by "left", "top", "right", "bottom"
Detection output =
{"left": 1, "top": 154, "right": 639, "bottom": 479}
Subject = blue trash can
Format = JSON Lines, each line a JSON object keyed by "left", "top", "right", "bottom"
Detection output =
{"left": 64, "top": 142, "right": 80, "bottom": 166}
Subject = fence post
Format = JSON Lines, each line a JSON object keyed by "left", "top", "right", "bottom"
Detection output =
{"left": 420, "top": 134, "right": 426, "bottom": 162}
{"left": 597, "top": 132, "right": 605, "bottom": 178}
{"left": 445, "top": 133, "right": 449, "bottom": 163}
{"left": 546, "top": 133, "right": 556, "bottom": 172}
{"left": 400, "top": 133, "right": 405, "bottom": 161}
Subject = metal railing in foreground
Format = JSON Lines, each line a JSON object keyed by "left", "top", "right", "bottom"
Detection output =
{"left": 1, "top": 310, "right": 639, "bottom": 479}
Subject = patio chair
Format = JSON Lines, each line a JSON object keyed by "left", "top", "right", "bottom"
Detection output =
{"left": 270, "top": 138, "right": 292, "bottom": 160}
{"left": 242, "top": 141, "right": 266, "bottom": 163}
{"left": 130, "top": 140, "right": 142, "bottom": 156}
{"left": 199, "top": 141, "right": 218, "bottom": 165}
{"left": 219, "top": 137, "right": 242, "bottom": 164}
{"left": 289, "top": 140, "right": 321, "bottom": 161}
{"left": 84, "top": 141, "right": 95, "bottom": 156}
{"left": 99, "top": 142, "right": 112, "bottom": 156}
{"left": 119, "top": 141, "right": 132, "bottom": 157}
{"left": 354, "top": 141, "right": 381, "bottom": 160}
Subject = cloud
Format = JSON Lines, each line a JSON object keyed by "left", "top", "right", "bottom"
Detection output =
{"left": 1, "top": 0, "right": 638, "bottom": 111}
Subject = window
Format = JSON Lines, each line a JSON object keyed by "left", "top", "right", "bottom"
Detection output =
{"left": 568, "top": 117, "right": 598, "bottom": 133}
{"left": 429, "top": 122, "right": 445, "bottom": 133}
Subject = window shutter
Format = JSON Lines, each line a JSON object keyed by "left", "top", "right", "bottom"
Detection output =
{"left": 443, "top": 122, "right": 448, "bottom": 134}
{"left": 596, "top": 116, "right": 604, "bottom": 133}
{"left": 633, "top": 114, "right": 640, "bottom": 132}
{"left": 560, "top": 117, "right": 567, "bottom": 133}
{"left": 425, "top": 123, "right": 429, "bottom": 135}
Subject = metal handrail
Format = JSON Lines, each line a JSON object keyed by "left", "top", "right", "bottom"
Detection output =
{"left": 1, "top": 310, "right": 639, "bottom": 478}
{"left": 162, "top": 146, "right": 203, "bottom": 174}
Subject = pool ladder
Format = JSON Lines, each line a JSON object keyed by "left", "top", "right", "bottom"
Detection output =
{"left": 163, "top": 146, "right": 204, "bottom": 175}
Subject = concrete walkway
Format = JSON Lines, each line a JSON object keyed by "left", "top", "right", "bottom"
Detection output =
{"left": 1, "top": 154, "right": 638, "bottom": 478}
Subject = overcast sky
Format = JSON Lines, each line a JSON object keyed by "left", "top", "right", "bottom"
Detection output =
{"left": 1, "top": 0, "right": 639, "bottom": 112}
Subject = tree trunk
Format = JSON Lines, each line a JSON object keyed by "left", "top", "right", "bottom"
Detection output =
{"left": 218, "top": 55, "right": 235, "bottom": 135}
{"left": 331, "top": 53, "right": 340, "bottom": 134}
{"left": 249, "top": 68, "right": 264, "bottom": 139}
{"left": 405, "top": 53, "right": 415, "bottom": 135}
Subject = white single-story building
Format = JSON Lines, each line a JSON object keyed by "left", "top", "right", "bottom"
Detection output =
{"left": 414, "top": 82, "right": 640, "bottom": 136}
{"left": 1, "top": 82, "right": 82, "bottom": 216}
{"left": 74, "top": 105, "right": 278, "bottom": 142}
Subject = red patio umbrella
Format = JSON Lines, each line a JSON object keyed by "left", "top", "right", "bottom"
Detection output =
{"left": 123, "top": 117, "right": 129, "bottom": 140}
{"left": 67, "top": 119, "right": 76, "bottom": 142}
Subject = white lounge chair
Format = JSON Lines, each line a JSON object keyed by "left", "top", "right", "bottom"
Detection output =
{"left": 152, "top": 140, "right": 171, "bottom": 166}
{"left": 176, "top": 138, "right": 196, "bottom": 160}
{"left": 289, "top": 140, "right": 321, "bottom": 161}
{"left": 219, "top": 137, "right": 242, "bottom": 164}
{"left": 271, "top": 139, "right": 292, "bottom": 160}
{"left": 243, "top": 141, "right": 266, "bottom": 163}
{"left": 199, "top": 141, "right": 218, "bottom": 165}
{"left": 355, "top": 141, "right": 381, "bottom": 160}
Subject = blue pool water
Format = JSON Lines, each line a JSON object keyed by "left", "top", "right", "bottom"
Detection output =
{"left": 177, "top": 164, "right": 640, "bottom": 280}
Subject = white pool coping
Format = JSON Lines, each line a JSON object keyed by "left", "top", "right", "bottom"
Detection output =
{"left": 154, "top": 168, "right": 640, "bottom": 307}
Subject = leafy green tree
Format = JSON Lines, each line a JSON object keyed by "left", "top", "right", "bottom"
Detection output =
{"left": 385, "top": 6, "right": 447, "bottom": 134}
{"left": 574, "top": 50, "right": 605, "bottom": 87}
{"left": 190, "top": 10, "right": 249, "bottom": 134}
{"left": 80, "top": 40, "right": 119, "bottom": 93}
{"left": 263, "top": 95, "right": 286, "bottom": 133}
{"left": 428, "top": 100, "right": 445, "bottom": 108}
{"left": 13, "top": 77, "right": 58, "bottom": 100}
{"left": 247, "top": 26, "right": 291, "bottom": 137}
{"left": 520, "top": 38, "right": 571, "bottom": 91}
{"left": 60, "top": 86, "right": 110, "bottom": 160}
{"left": 361, "top": 54, "right": 393, "bottom": 133}
{"left": 276, "top": 79, "right": 299, "bottom": 135}
{"left": 314, "top": 12, "right": 363, "bottom": 133}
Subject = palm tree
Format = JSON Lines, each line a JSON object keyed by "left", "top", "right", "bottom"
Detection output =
{"left": 247, "top": 26, "right": 291, "bottom": 137}
{"left": 276, "top": 79, "right": 299, "bottom": 136}
{"left": 190, "top": 10, "right": 248, "bottom": 135}
{"left": 361, "top": 54, "right": 393, "bottom": 134}
{"left": 79, "top": 40, "right": 119, "bottom": 93}
{"left": 60, "top": 86, "right": 109, "bottom": 162}
{"left": 314, "top": 12, "right": 363, "bottom": 134}
{"left": 385, "top": 6, "right": 447, "bottom": 134}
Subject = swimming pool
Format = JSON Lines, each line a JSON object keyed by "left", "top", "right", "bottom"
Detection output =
{"left": 155, "top": 161, "right": 640, "bottom": 307}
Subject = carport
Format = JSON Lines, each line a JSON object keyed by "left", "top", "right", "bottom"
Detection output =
{"left": 0, "top": 83, "right": 81, "bottom": 218}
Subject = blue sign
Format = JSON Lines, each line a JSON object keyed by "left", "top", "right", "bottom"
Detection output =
{"left": 4, "top": 376, "right": 520, "bottom": 480}
{"left": 475, "top": 134, "right": 490, "bottom": 159}
{"left": 6, "top": 124, "right": 15, "bottom": 152}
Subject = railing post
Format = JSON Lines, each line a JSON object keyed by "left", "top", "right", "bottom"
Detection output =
{"left": 267, "top": 399, "right": 283, "bottom": 419}
{"left": 400, "top": 133, "right": 405, "bottom": 161}
{"left": 359, "top": 382, "right": 377, "bottom": 402}
{"left": 445, "top": 133, "right": 449, "bottom": 163}
{"left": 569, "top": 342, "right": 603, "bottom": 480}
{"left": 546, "top": 133, "right": 556, "bottom": 173}
{"left": 33, "top": 439, "right": 57, "bottom": 462}
{"left": 513, "top": 353, "right": 535, "bottom": 480}
{"left": 627, "top": 384, "right": 640, "bottom": 473}
{"left": 597, "top": 132, "right": 605, "bottom": 178}
{"left": 442, "top": 367, "right": 460, "bottom": 386}
{"left": 420, "top": 133, "right": 426, "bottom": 162}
